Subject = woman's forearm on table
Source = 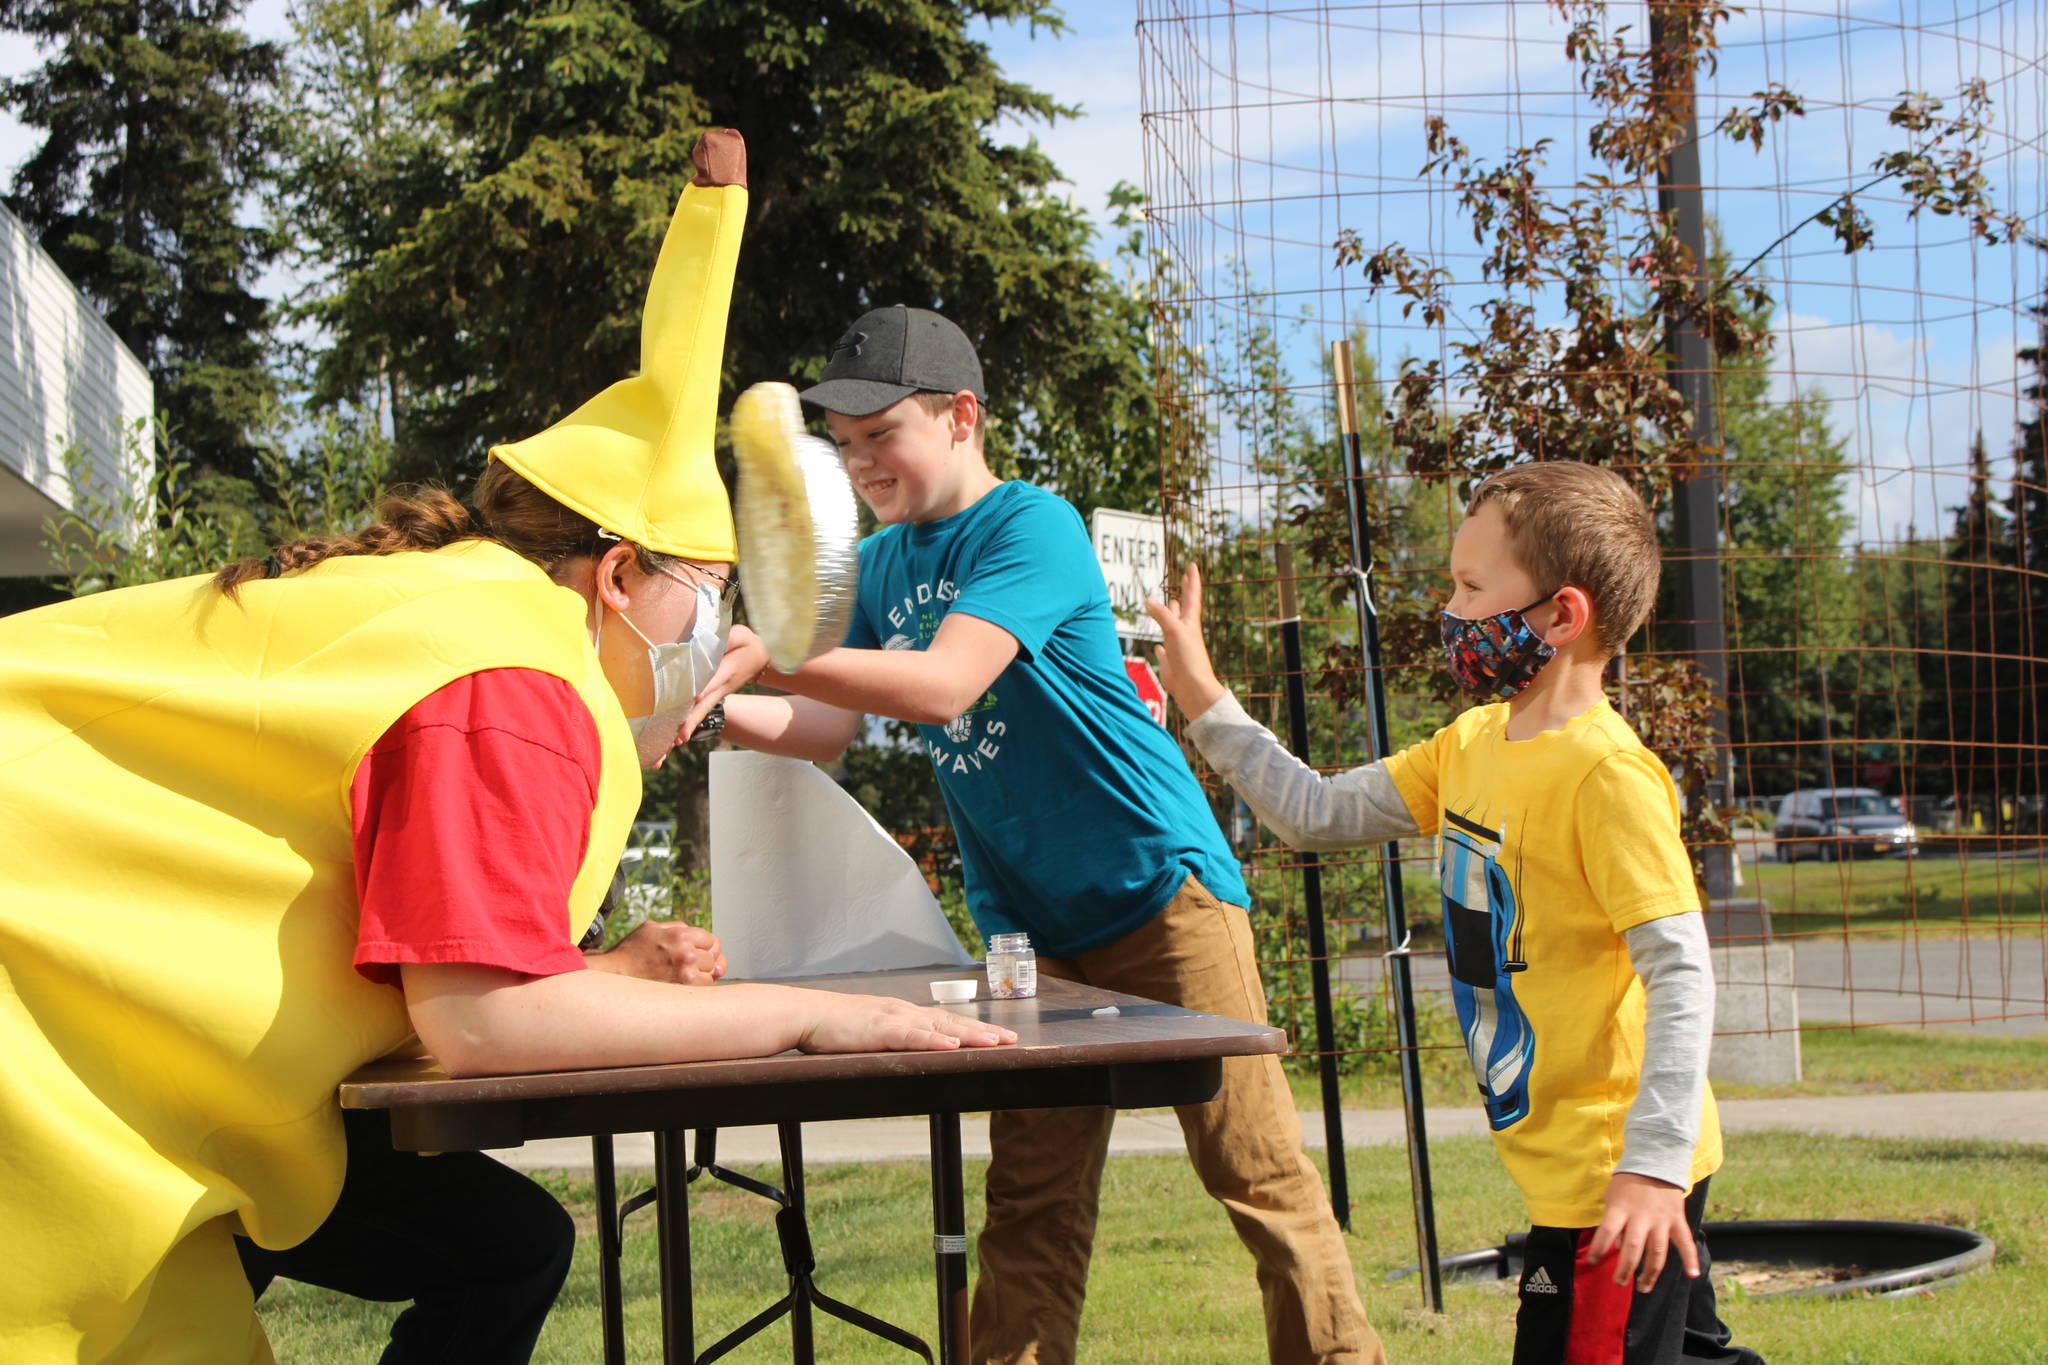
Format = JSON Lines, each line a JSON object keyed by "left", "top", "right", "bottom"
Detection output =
{"left": 403, "top": 966, "right": 808, "bottom": 1075}
{"left": 401, "top": 964, "right": 1013, "bottom": 1077}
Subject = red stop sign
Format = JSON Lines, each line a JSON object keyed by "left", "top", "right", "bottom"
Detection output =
{"left": 1125, "top": 658, "right": 1167, "bottom": 725}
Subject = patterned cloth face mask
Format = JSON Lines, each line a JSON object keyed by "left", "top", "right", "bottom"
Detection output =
{"left": 1439, "top": 595, "right": 1558, "bottom": 700}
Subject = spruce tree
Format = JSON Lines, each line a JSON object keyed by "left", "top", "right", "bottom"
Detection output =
{"left": 323, "top": 0, "right": 1155, "bottom": 519}
{"left": 270, "top": 0, "right": 460, "bottom": 437}
{"left": 2, "top": 0, "right": 282, "bottom": 482}
{"left": 1925, "top": 431, "right": 2023, "bottom": 811}
{"left": 1711, "top": 298, "right": 1857, "bottom": 794}
{"left": 1986, "top": 275, "right": 2048, "bottom": 819}
{"left": 2009, "top": 277, "right": 2048, "bottom": 685}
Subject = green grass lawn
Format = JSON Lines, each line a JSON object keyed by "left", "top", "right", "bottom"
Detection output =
{"left": 1366, "top": 845, "right": 2048, "bottom": 936}
{"left": 1715, "top": 1023, "right": 2048, "bottom": 1099}
{"left": 1745, "top": 852, "right": 2048, "bottom": 935}
{"left": 256, "top": 1129, "right": 2048, "bottom": 1363}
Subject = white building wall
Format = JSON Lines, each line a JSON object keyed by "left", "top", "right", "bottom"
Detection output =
{"left": 0, "top": 200, "right": 154, "bottom": 576}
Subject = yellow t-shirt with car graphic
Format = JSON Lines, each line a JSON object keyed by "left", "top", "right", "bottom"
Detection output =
{"left": 1383, "top": 699, "right": 1723, "bottom": 1227}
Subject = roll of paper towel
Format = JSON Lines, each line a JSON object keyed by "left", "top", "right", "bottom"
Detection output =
{"left": 710, "top": 750, "right": 976, "bottom": 979}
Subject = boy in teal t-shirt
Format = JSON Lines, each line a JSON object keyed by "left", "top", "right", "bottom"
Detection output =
{"left": 723, "top": 306, "right": 1382, "bottom": 1365}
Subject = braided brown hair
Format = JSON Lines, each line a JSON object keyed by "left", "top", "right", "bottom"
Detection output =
{"left": 214, "top": 462, "right": 676, "bottom": 598}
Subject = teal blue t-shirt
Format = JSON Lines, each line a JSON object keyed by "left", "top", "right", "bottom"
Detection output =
{"left": 845, "top": 481, "right": 1249, "bottom": 956}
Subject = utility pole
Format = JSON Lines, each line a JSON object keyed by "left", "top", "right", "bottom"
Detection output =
{"left": 1652, "top": 0, "right": 1735, "bottom": 900}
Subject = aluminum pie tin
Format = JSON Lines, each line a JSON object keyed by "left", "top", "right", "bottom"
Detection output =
{"left": 732, "top": 383, "right": 861, "bottom": 672}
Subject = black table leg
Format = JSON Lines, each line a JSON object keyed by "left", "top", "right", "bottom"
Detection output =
{"left": 696, "top": 1125, "right": 933, "bottom": 1364}
{"left": 655, "top": 1128, "right": 694, "bottom": 1365}
{"left": 593, "top": 1135, "right": 626, "bottom": 1365}
{"left": 929, "top": 1111, "right": 969, "bottom": 1365}
{"left": 782, "top": 1124, "right": 815, "bottom": 1361}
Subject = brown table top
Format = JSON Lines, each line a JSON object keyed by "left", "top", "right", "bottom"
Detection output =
{"left": 340, "top": 966, "right": 1285, "bottom": 1111}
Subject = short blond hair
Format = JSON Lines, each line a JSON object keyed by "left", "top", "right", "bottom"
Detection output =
{"left": 1466, "top": 461, "right": 1660, "bottom": 655}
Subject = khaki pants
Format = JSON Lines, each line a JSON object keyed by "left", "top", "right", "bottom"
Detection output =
{"left": 968, "top": 877, "right": 1387, "bottom": 1365}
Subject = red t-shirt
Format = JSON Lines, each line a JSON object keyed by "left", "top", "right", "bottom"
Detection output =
{"left": 350, "top": 668, "right": 603, "bottom": 986}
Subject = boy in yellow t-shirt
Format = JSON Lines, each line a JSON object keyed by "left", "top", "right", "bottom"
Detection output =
{"left": 1146, "top": 461, "right": 1764, "bottom": 1364}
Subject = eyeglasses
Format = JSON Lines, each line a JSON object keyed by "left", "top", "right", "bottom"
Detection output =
{"left": 594, "top": 528, "right": 741, "bottom": 608}
{"left": 666, "top": 561, "right": 740, "bottom": 608}
{"left": 696, "top": 564, "right": 740, "bottom": 607}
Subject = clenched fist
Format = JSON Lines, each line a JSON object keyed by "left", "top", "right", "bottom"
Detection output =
{"left": 585, "top": 920, "right": 728, "bottom": 986}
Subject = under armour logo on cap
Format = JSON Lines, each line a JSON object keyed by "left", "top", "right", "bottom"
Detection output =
{"left": 830, "top": 329, "right": 866, "bottom": 360}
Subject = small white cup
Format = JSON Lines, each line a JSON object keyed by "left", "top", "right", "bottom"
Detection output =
{"left": 929, "top": 979, "right": 979, "bottom": 1005}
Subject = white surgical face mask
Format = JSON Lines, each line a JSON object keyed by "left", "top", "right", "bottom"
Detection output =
{"left": 605, "top": 570, "right": 730, "bottom": 768}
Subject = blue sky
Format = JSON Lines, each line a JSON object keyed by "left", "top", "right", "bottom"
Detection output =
{"left": 1112, "top": 0, "right": 2048, "bottom": 544}
{"left": 5, "top": 1, "right": 2043, "bottom": 543}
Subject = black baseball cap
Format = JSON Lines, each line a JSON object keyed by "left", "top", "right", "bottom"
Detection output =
{"left": 798, "top": 305, "right": 987, "bottom": 417}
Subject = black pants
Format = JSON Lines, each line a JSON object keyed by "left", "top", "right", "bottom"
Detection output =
{"left": 236, "top": 1108, "right": 575, "bottom": 1365}
{"left": 1512, "top": 1177, "right": 1765, "bottom": 1365}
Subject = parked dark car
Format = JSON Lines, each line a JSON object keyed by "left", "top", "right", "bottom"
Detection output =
{"left": 1773, "top": 787, "right": 1919, "bottom": 862}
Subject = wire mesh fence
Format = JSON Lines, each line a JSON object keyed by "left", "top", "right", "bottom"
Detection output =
{"left": 1136, "top": 0, "right": 2048, "bottom": 1093}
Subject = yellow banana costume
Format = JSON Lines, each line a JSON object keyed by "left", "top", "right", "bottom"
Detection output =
{"left": 0, "top": 137, "right": 748, "bottom": 1362}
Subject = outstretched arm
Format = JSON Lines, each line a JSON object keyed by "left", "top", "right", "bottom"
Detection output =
{"left": 1148, "top": 564, "right": 1420, "bottom": 850}
{"left": 761, "top": 611, "right": 1019, "bottom": 728}
{"left": 722, "top": 693, "right": 865, "bottom": 763}
{"left": 1192, "top": 698, "right": 1420, "bottom": 850}
{"left": 403, "top": 963, "right": 1016, "bottom": 1077}
{"left": 1143, "top": 563, "right": 1229, "bottom": 721}
{"left": 630, "top": 622, "right": 861, "bottom": 765}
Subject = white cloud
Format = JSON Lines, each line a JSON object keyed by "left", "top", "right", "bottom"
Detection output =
{"left": 1769, "top": 309, "right": 2039, "bottom": 543}
{"left": 986, "top": 21, "right": 1145, "bottom": 221}
{"left": 0, "top": 33, "right": 39, "bottom": 177}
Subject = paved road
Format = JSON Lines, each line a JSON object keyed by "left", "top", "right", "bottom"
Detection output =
{"left": 1731, "top": 832, "right": 2047, "bottom": 1031}
{"left": 1785, "top": 933, "right": 2046, "bottom": 1034}
{"left": 1334, "top": 919, "right": 2046, "bottom": 1035}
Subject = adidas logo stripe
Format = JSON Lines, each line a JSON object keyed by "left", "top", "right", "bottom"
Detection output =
{"left": 1523, "top": 1265, "right": 1560, "bottom": 1295}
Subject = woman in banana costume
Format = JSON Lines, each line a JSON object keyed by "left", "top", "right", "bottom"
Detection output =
{"left": 0, "top": 129, "right": 1011, "bottom": 1365}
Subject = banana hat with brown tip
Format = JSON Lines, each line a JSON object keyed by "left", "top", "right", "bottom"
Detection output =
{"left": 490, "top": 128, "right": 748, "bottom": 562}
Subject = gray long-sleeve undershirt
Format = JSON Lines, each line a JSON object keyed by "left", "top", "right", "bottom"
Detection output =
{"left": 1186, "top": 691, "right": 1711, "bottom": 1188}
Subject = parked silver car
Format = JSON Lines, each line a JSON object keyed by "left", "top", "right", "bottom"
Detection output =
{"left": 1773, "top": 787, "right": 1919, "bottom": 862}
